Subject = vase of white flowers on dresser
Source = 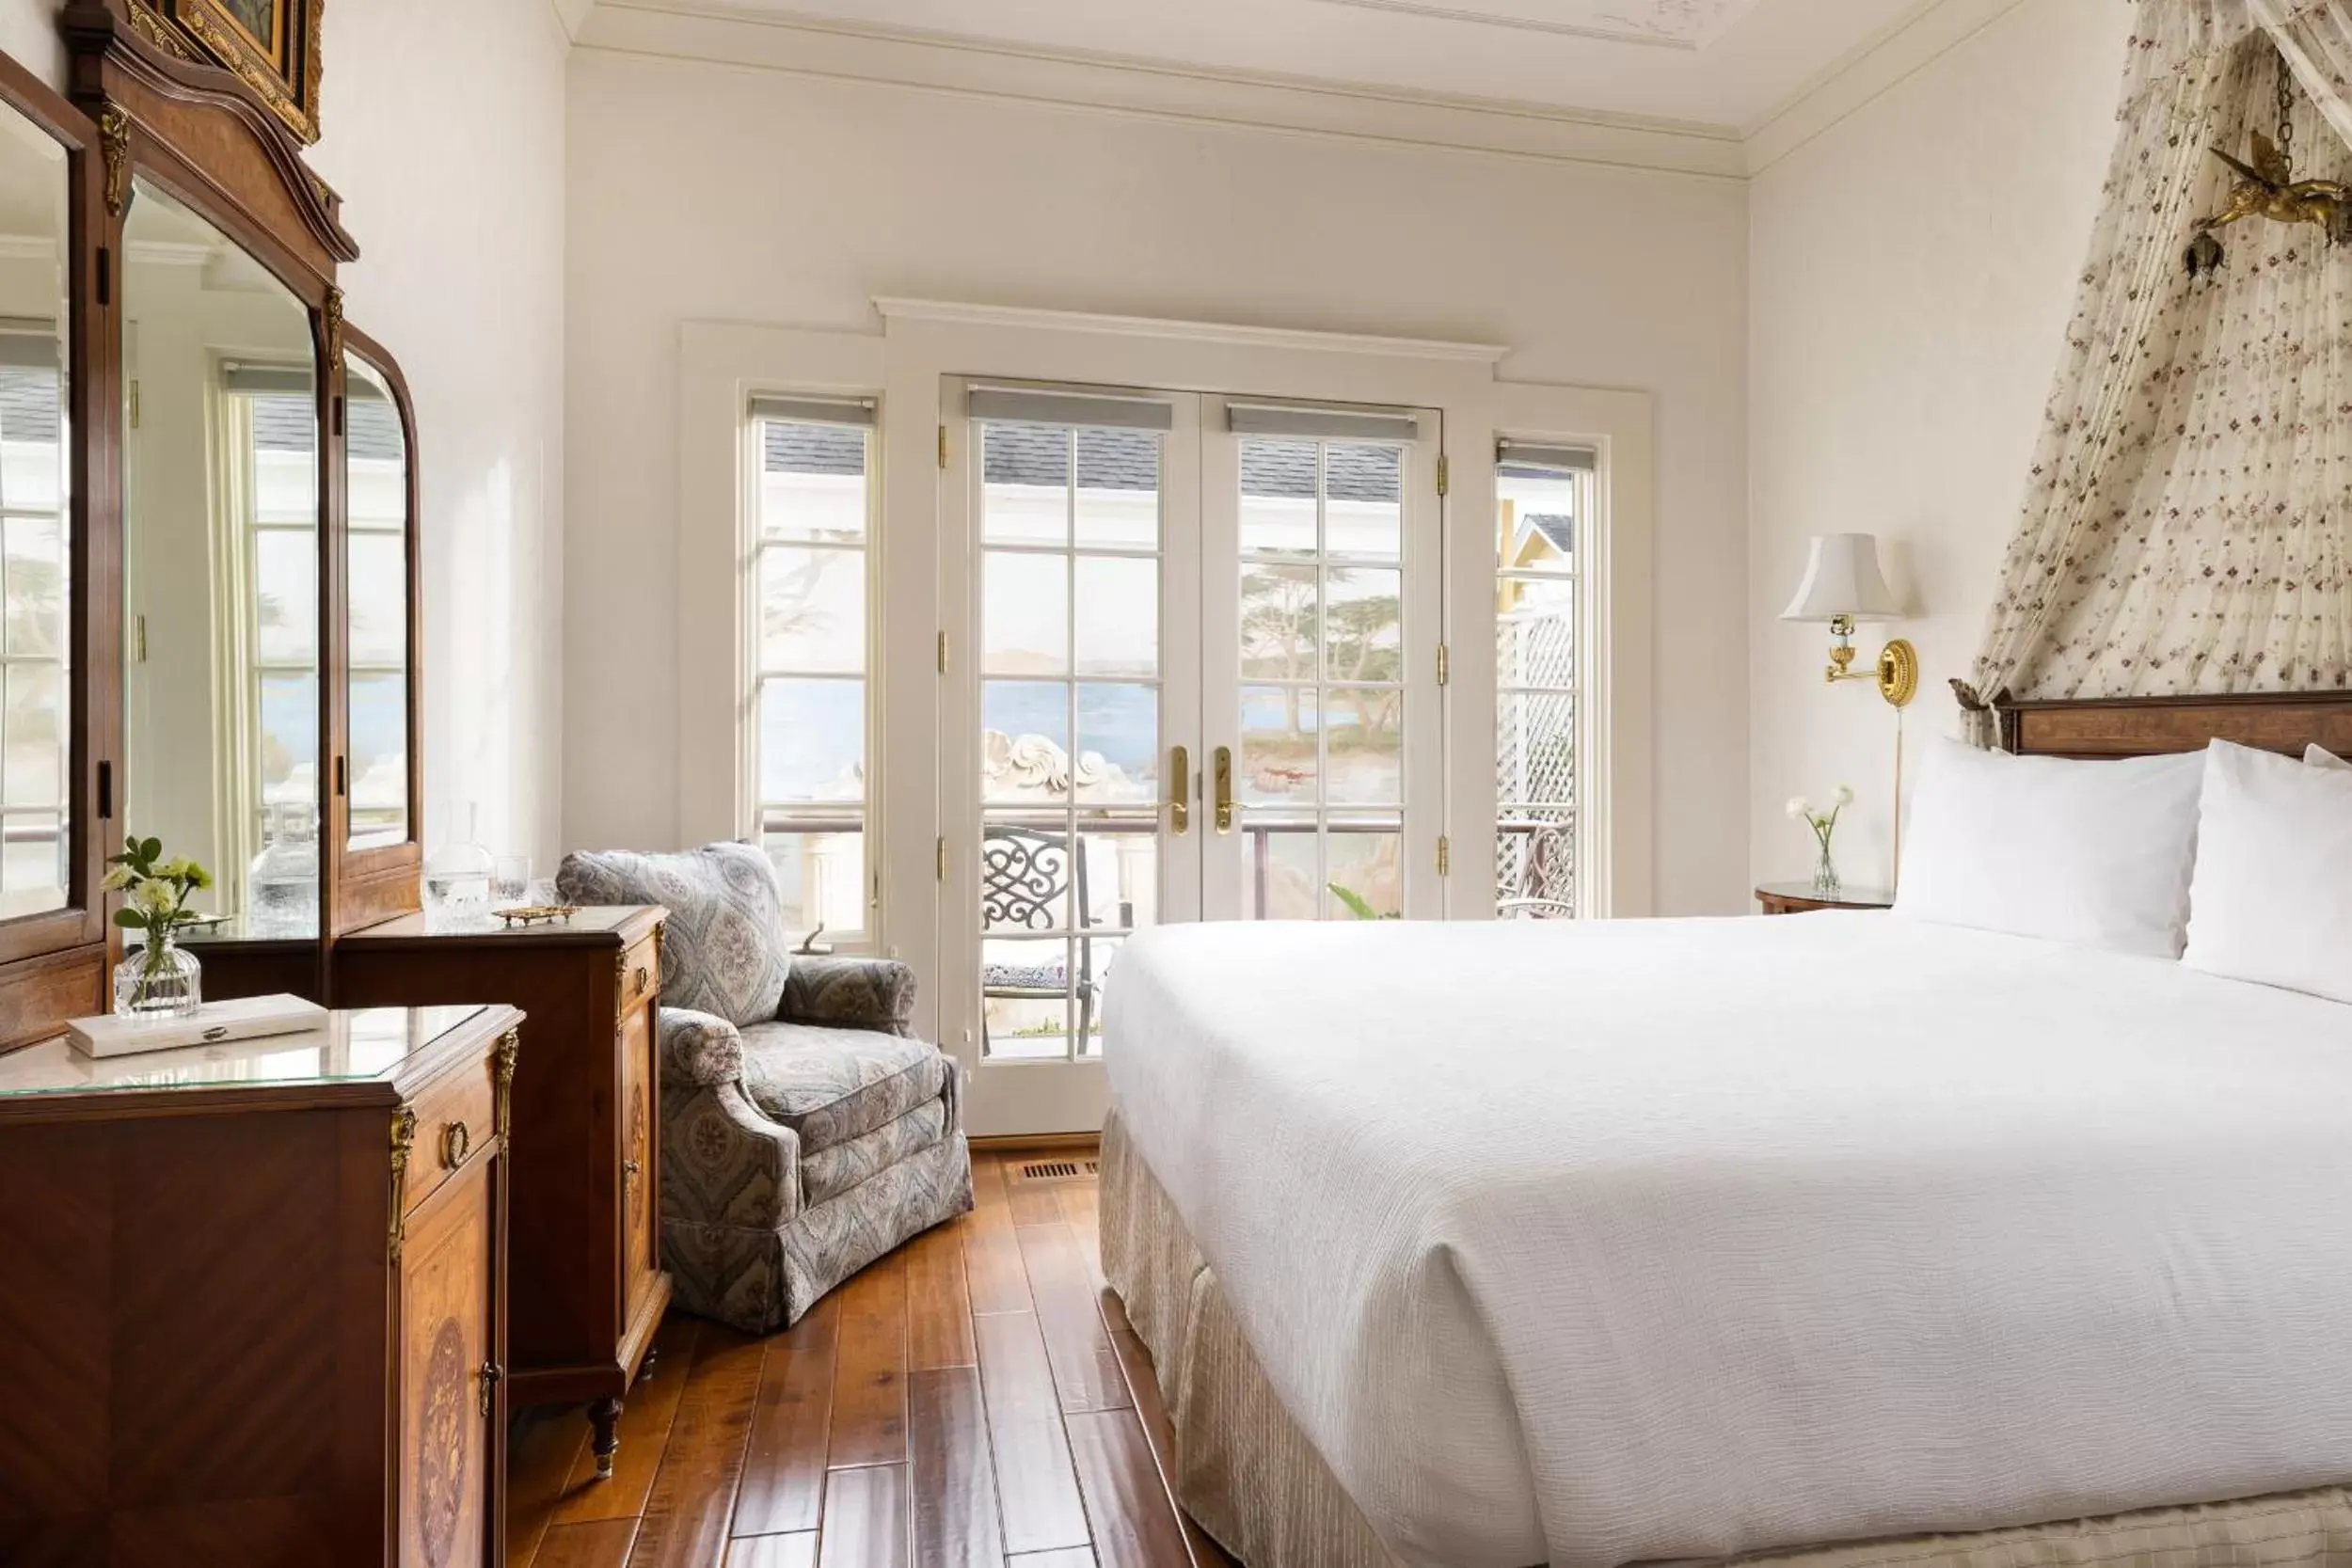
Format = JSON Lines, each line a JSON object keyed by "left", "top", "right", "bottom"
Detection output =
{"left": 1786, "top": 785, "right": 1854, "bottom": 898}
{"left": 106, "top": 835, "right": 213, "bottom": 1020}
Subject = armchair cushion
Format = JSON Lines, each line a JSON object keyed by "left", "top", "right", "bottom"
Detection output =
{"left": 739, "top": 1020, "right": 953, "bottom": 1153}
{"left": 557, "top": 842, "right": 790, "bottom": 1026}
{"left": 782, "top": 956, "right": 917, "bottom": 1037}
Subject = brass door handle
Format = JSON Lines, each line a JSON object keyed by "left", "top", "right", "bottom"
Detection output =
{"left": 624, "top": 1158, "right": 643, "bottom": 1186}
{"left": 1214, "top": 747, "right": 1234, "bottom": 833}
{"left": 1168, "top": 744, "right": 1190, "bottom": 834}
{"left": 634, "top": 965, "right": 649, "bottom": 996}
{"left": 438, "top": 1119, "right": 470, "bottom": 1170}
{"left": 479, "top": 1361, "right": 502, "bottom": 1418}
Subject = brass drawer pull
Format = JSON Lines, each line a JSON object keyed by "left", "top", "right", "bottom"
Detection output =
{"left": 438, "top": 1119, "right": 470, "bottom": 1170}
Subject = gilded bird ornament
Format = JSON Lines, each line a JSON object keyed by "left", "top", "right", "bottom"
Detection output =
{"left": 2185, "top": 129, "right": 2352, "bottom": 277}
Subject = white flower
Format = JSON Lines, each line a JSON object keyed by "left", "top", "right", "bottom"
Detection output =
{"left": 1784, "top": 796, "right": 1810, "bottom": 820}
{"left": 1833, "top": 784, "right": 1855, "bottom": 807}
{"left": 132, "top": 879, "right": 176, "bottom": 918}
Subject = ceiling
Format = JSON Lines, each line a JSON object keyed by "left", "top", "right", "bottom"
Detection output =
{"left": 582, "top": 0, "right": 1944, "bottom": 133}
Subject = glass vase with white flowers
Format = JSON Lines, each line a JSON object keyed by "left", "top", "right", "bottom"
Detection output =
{"left": 1785, "top": 785, "right": 1854, "bottom": 898}
{"left": 105, "top": 835, "right": 214, "bottom": 1019}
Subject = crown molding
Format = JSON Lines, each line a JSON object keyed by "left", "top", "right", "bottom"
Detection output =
{"left": 1740, "top": 0, "right": 2026, "bottom": 173}
{"left": 576, "top": 0, "right": 1748, "bottom": 179}
{"left": 570, "top": 0, "right": 2026, "bottom": 182}
{"left": 872, "top": 296, "right": 1513, "bottom": 361}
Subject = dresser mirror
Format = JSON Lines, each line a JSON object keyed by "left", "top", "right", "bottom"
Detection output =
{"left": 342, "top": 345, "right": 411, "bottom": 855}
{"left": 121, "top": 174, "right": 323, "bottom": 942}
{"left": 0, "top": 104, "right": 72, "bottom": 930}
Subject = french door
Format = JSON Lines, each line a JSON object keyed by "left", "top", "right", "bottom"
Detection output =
{"left": 942, "top": 379, "right": 1444, "bottom": 1134}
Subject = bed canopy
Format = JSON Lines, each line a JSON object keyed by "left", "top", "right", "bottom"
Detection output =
{"left": 1959, "top": 0, "right": 2352, "bottom": 740}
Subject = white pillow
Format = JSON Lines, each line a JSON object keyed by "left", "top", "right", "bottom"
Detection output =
{"left": 2185, "top": 739, "right": 2352, "bottom": 1004}
{"left": 1893, "top": 734, "right": 2204, "bottom": 958}
{"left": 2305, "top": 742, "right": 2351, "bottom": 772}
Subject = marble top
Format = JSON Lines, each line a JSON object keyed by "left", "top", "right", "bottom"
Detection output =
{"left": 0, "top": 1005, "right": 486, "bottom": 1100}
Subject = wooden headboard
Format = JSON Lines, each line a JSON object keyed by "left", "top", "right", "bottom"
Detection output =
{"left": 1999, "top": 691, "right": 2352, "bottom": 761}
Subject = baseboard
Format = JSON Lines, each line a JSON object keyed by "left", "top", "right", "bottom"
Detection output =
{"left": 971, "top": 1131, "right": 1103, "bottom": 1154}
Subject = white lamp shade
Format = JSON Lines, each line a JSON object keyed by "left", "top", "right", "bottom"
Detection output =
{"left": 1780, "top": 532, "right": 1900, "bottom": 623}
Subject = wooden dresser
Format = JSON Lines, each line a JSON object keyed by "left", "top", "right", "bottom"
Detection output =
{"left": 335, "top": 907, "right": 670, "bottom": 1477}
{"left": 0, "top": 1003, "right": 520, "bottom": 1566}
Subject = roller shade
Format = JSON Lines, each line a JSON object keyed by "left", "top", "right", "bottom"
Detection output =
{"left": 748, "top": 393, "right": 874, "bottom": 427}
{"left": 967, "top": 386, "right": 1173, "bottom": 432}
{"left": 1228, "top": 402, "right": 1420, "bottom": 442}
{"left": 1497, "top": 439, "right": 1596, "bottom": 475}
{"left": 221, "top": 361, "right": 314, "bottom": 397}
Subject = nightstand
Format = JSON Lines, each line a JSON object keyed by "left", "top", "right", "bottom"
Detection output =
{"left": 1756, "top": 882, "right": 1894, "bottom": 915}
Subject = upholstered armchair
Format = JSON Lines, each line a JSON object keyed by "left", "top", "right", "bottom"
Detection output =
{"left": 557, "top": 843, "right": 974, "bottom": 1334}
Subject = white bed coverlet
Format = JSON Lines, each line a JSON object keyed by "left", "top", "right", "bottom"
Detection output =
{"left": 1103, "top": 914, "right": 2352, "bottom": 1568}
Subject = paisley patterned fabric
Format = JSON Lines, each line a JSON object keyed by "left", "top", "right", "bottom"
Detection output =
{"left": 802, "top": 1098, "right": 949, "bottom": 1208}
{"left": 556, "top": 843, "right": 790, "bottom": 1026}
{"left": 738, "top": 1021, "right": 952, "bottom": 1154}
{"left": 666, "top": 1132, "right": 974, "bottom": 1333}
{"left": 1967, "top": 2, "right": 2352, "bottom": 732}
{"left": 663, "top": 1076, "right": 799, "bottom": 1230}
{"left": 781, "top": 956, "right": 918, "bottom": 1037}
{"left": 657, "top": 1007, "right": 745, "bottom": 1087}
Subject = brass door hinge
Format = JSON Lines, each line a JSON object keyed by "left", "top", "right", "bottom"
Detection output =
{"left": 1436, "top": 835, "right": 1451, "bottom": 877}
{"left": 1435, "top": 453, "right": 1449, "bottom": 497}
{"left": 1436, "top": 642, "right": 1449, "bottom": 687}
{"left": 936, "top": 836, "right": 946, "bottom": 880}
{"left": 938, "top": 424, "right": 948, "bottom": 469}
{"left": 937, "top": 631, "right": 948, "bottom": 673}
{"left": 133, "top": 613, "right": 146, "bottom": 663}
{"left": 128, "top": 380, "right": 139, "bottom": 430}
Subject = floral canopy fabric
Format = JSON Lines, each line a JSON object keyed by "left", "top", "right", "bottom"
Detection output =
{"left": 1962, "top": 0, "right": 2352, "bottom": 738}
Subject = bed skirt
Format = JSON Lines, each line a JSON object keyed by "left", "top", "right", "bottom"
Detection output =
{"left": 1097, "top": 1107, "right": 2352, "bottom": 1568}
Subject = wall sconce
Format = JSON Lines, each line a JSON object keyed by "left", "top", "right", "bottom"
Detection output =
{"left": 1780, "top": 532, "right": 1917, "bottom": 707}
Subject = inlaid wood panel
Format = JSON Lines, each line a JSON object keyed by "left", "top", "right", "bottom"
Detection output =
{"left": 2002, "top": 689, "right": 2352, "bottom": 759}
{"left": 400, "top": 1154, "right": 501, "bottom": 1568}
{"left": 507, "top": 1144, "right": 1228, "bottom": 1568}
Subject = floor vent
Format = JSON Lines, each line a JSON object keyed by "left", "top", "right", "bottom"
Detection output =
{"left": 1014, "top": 1158, "right": 1098, "bottom": 1182}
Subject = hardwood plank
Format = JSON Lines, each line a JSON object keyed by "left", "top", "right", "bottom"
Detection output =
{"left": 508, "top": 1404, "right": 593, "bottom": 1567}
{"left": 1057, "top": 1185, "right": 1107, "bottom": 1291}
{"left": 732, "top": 1293, "right": 839, "bottom": 1539}
{"left": 1064, "top": 1409, "right": 1192, "bottom": 1568}
{"left": 727, "top": 1533, "right": 818, "bottom": 1568}
{"left": 1108, "top": 1330, "right": 1232, "bottom": 1568}
{"left": 1007, "top": 1552, "right": 1098, "bottom": 1568}
{"left": 907, "top": 1367, "right": 1004, "bottom": 1567}
{"left": 818, "top": 1463, "right": 910, "bottom": 1568}
{"left": 1016, "top": 1223, "right": 1130, "bottom": 1415}
{"left": 628, "top": 1326, "right": 769, "bottom": 1568}
{"left": 556, "top": 1314, "right": 707, "bottom": 1524}
{"left": 972, "top": 1312, "right": 1090, "bottom": 1555}
{"left": 1006, "top": 1173, "right": 1065, "bottom": 1227}
{"left": 965, "top": 1159, "right": 1034, "bottom": 1316}
{"left": 534, "top": 1518, "right": 639, "bottom": 1568}
{"left": 828, "top": 1252, "right": 911, "bottom": 1468}
{"left": 906, "top": 1216, "right": 977, "bottom": 1371}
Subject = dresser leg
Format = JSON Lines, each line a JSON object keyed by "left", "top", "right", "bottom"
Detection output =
{"left": 588, "top": 1397, "right": 624, "bottom": 1481}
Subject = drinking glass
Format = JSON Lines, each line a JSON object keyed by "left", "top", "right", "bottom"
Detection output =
{"left": 491, "top": 855, "right": 532, "bottom": 909}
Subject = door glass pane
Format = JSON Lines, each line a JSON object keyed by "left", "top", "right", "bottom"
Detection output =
{"left": 344, "top": 353, "right": 410, "bottom": 851}
{"left": 758, "top": 677, "right": 864, "bottom": 802}
{"left": 1496, "top": 458, "right": 1583, "bottom": 917}
{"left": 1234, "top": 434, "right": 1411, "bottom": 917}
{"left": 759, "top": 545, "right": 865, "bottom": 674}
{"left": 977, "top": 409, "right": 1167, "bottom": 1061}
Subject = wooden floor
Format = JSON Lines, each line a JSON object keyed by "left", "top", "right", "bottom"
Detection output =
{"left": 507, "top": 1145, "right": 1236, "bottom": 1568}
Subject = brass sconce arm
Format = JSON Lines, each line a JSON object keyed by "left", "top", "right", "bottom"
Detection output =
{"left": 1820, "top": 614, "right": 1919, "bottom": 708}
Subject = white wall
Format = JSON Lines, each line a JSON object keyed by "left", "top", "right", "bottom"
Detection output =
{"left": 563, "top": 48, "right": 1753, "bottom": 915}
{"left": 1747, "top": 0, "right": 2130, "bottom": 892}
{"left": 309, "top": 0, "right": 569, "bottom": 873}
{"left": 0, "top": 0, "right": 572, "bottom": 878}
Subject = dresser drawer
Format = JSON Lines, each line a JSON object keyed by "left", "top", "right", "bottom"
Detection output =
{"left": 401, "top": 1047, "right": 501, "bottom": 1219}
{"left": 615, "top": 926, "right": 660, "bottom": 1017}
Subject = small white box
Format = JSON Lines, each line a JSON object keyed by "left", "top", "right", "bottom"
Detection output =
{"left": 68, "top": 994, "right": 332, "bottom": 1058}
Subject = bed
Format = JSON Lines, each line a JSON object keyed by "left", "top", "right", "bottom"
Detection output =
{"left": 1098, "top": 692, "right": 2352, "bottom": 1568}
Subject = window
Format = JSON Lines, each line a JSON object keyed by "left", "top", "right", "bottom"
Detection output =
{"left": 751, "top": 398, "right": 875, "bottom": 941}
{"left": 0, "top": 341, "right": 67, "bottom": 918}
{"left": 344, "top": 363, "right": 408, "bottom": 848}
{"left": 221, "top": 364, "right": 320, "bottom": 901}
{"left": 1495, "top": 442, "right": 1589, "bottom": 916}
